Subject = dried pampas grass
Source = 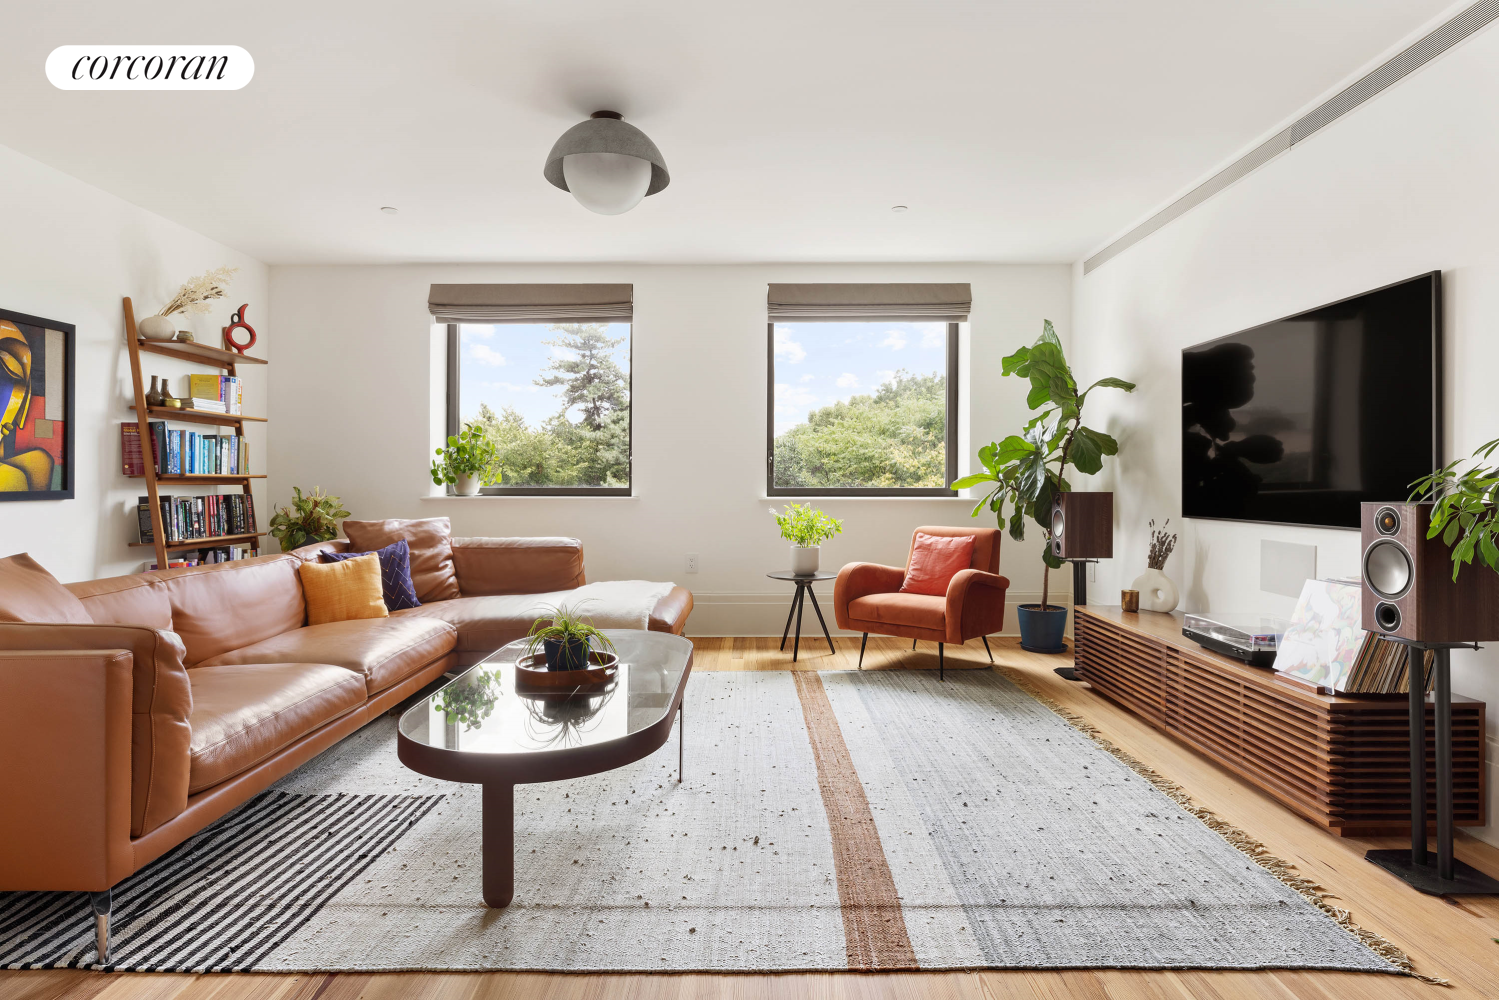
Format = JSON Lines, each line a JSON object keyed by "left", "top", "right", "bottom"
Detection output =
{"left": 155, "top": 267, "right": 238, "bottom": 318}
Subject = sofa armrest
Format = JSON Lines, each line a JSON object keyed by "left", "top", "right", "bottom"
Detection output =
{"left": 0, "top": 649, "right": 134, "bottom": 891}
{"left": 0, "top": 623, "right": 192, "bottom": 838}
{"left": 451, "top": 537, "right": 587, "bottom": 596}
{"left": 945, "top": 569, "right": 1011, "bottom": 643}
{"left": 833, "top": 562, "right": 906, "bottom": 630}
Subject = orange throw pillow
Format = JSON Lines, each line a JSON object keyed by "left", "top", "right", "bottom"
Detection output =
{"left": 298, "top": 554, "right": 389, "bottom": 626}
{"left": 899, "top": 532, "right": 976, "bottom": 596}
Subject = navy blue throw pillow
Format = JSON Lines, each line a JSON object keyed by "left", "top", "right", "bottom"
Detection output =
{"left": 320, "top": 538, "right": 422, "bottom": 611}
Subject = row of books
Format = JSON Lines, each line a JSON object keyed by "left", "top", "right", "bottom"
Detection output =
{"left": 137, "top": 493, "right": 258, "bottom": 544}
{"left": 1274, "top": 579, "right": 1435, "bottom": 694}
{"left": 1341, "top": 635, "right": 1436, "bottom": 695}
{"left": 121, "top": 422, "right": 249, "bottom": 476}
{"left": 187, "top": 374, "right": 244, "bottom": 414}
{"left": 147, "top": 545, "right": 256, "bottom": 571}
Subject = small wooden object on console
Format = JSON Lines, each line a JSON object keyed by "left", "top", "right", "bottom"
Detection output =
{"left": 1074, "top": 606, "right": 1485, "bottom": 837}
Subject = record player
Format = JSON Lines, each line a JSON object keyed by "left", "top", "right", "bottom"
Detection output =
{"left": 1182, "top": 613, "right": 1290, "bottom": 668}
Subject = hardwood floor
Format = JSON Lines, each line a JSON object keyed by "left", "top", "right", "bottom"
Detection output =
{"left": 5, "top": 635, "right": 1497, "bottom": 1000}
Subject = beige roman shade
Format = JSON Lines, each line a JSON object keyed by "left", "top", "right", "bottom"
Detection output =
{"left": 428, "top": 284, "right": 633, "bottom": 324}
{"left": 766, "top": 283, "right": 971, "bottom": 322}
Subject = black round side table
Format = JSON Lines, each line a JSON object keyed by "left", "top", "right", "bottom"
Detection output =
{"left": 767, "top": 570, "right": 838, "bottom": 662}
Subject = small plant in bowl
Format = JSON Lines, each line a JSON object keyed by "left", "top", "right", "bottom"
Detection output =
{"left": 770, "top": 502, "right": 843, "bottom": 575}
{"left": 268, "top": 487, "right": 350, "bottom": 552}
{"left": 524, "top": 604, "right": 617, "bottom": 671}
{"left": 432, "top": 421, "right": 498, "bottom": 496}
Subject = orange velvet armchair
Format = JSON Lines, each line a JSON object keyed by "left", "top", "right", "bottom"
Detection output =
{"left": 833, "top": 525, "right": 1009, "bottom": 679}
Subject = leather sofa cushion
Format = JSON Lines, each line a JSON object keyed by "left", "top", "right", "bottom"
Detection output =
{"left": 196, "top": 617, "right": 456, "bottom": 695}
{"left": 0, "top": 553, "right": 92, "bottom": 624}
{"left": 67, "top": 575, "right": 173, "bottom": 629}
{"left": 394, "top": 594, "right": 545, "bottom": 654}
{"left": 344, "top": 518, "right": 460, "bottom": 603}
{"left": 188, "top": 663, "right": 365, "bottom": 794}
{"left": 847, "top": 592, "right": 947, "bottom": 631}
{"left": 451, "top": 536, "right": 585, "bottom": 596}
{"left": 154, "top": 555, "right": 307, "bottom": 665}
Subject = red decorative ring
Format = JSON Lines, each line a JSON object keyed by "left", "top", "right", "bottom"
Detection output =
{"left": 223, "top": 304, "right": 257, "bottom": 354}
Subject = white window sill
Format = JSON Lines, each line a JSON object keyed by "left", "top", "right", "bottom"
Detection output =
{"left": 761, "top": 495, "right": 976, "bottom": 502}
{"left": 421, "top": 494, "right": 640, "bottom": 501}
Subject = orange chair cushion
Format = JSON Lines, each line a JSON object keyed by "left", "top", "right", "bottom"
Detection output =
{"left": 899, "top": 532, "right": 976, "bottom": 596}
{"left": 847, "top": 592, "right": 947, "bottom": 631}
{"left": 297, "top": 554, "right": 389, "bottom": 626}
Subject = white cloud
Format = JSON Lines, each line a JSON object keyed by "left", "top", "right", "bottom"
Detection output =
{"left": 881, "top": 330, "right": 907, "bottom": 350}
{"left": 835, "top": 373, "right": 859, "bottom": 389}
{"left": 774, "top": 328, "right": 806, "bottom": 363}
{"left": 921, "top": 326, "right": 945, "bottom": 349}
{"left": 799, "top": 373, "right": 815, "bottom": 383}
{"left": 876, "top": 369, "right": 896, "bottom": 385}
{"left": 774, "top": 383, "right": 819, "bottom": 415}
{"left": 468, "top": 343, "right": 507, "bottom": 366}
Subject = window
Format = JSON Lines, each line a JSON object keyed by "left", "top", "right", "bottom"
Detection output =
{"left": 767, "top": 320, "right": 958, "bottom": 495}
{"left": 446, "top": 321, "right": 631, "bottom": 494}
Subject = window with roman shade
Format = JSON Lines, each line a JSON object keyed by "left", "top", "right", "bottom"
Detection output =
{"left": 766, "top": 283, "right": 969, "bottom": 496}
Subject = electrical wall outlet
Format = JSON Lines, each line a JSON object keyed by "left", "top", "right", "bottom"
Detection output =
{"left": 685, "top": 553, "right": 699, "bottom": 574}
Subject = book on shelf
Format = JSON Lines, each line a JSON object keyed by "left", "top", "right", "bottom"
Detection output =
{"left": 137, "top": 493, "right": 257, "bottom": 544}
{"left": 143, "top": 422, "right": 247, "bottom": 476}
{"left": 1273, "top": 578, "right": 1435, "bottom": 694}
{"left": 146, "top": 544, "right": 253, "bottom": 572}
{"left": 120, "top": 423, "right": 144, "bottom": 476}
{"left": 181, "top": 397, "right": 228, "bottom": 413}
{"left": 187, "top": 374, "right": 243, "bottom": 414}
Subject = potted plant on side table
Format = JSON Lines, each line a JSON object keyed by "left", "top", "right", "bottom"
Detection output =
{"left": 770, "top": 502, "right": 844, "bottom": 575}
{"left": 952, "top": 319, "right": 1135, "bottom": 654}
{"left": 432, "top": 421, "right": 498, "bottom": 496}
{"left": 268, "top": 487, "right": 351, "bottom": 552}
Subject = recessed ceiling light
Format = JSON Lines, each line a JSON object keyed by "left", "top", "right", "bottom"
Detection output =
{"left": 380, "top": 206, "right": 399, "bottom": 215}
{"left": 891, "top": 205, "right": 909, "bottom": 213}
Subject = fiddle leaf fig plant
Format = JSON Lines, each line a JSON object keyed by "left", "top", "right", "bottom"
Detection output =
{"left": 951, "top": 320, "right": 1135, "bottom": 609}
{"left": 431, "top": 420, "right": 498, "bottom": 488}
{"left": 268, "top": 486, "right": 350, "bottom": 552}
{"left": 1410, "top": 437, "right": 1499, "bottom": 581}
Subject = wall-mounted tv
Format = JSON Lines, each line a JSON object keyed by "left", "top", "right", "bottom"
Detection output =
{"left": 1182, "top": 272, "right": 1441, "bottom": 530}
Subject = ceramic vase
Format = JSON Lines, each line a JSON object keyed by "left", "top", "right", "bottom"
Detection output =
{"left": 138, "top": 315, "right": 177, "bottom": 341}
{"left": 790, "top": 545, "right": 820, "bottom": 576}
{"left": 1131, "top": 567, "right": 1179, "bottom": 613}
{"left": 454, "top": 473, "right": 481, "bottom": 496}
{"left": 145, "top": 376, "right": 164, "bottom": 407}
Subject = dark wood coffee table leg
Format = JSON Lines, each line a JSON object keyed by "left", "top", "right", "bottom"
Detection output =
{"left": 482, "top": 782, "right": 515, "bottom": 907}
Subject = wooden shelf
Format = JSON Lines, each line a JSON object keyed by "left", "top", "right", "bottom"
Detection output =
{"left": 128, "top": 404, "right": 266, "bottom": 427}
{"left": 136, "top": 339, "right": 265, "bottom": 367}
{"left": 130, "top": 532, "right": 265, "bottom": 550}
{"left": 128, "top": 474, "right": 264, "bottom": 484}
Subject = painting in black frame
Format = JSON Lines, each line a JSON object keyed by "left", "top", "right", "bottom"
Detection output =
{"left": 0, "top": 306, "right": 75, "bottom": 500}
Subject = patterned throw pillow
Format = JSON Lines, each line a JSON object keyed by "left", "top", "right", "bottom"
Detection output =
{"left": 320, "top": 538, "right": 422, "bottom": 611}
{"left": 298, "top": 554, "right": 389, "bottom": 626}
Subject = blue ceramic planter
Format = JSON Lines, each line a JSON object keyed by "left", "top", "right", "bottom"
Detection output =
{"left": 1017, "top": 604, "right": 1068, "bottom": 653}
{"left": 543, "top": 637, "right": 591, "bottom": 671}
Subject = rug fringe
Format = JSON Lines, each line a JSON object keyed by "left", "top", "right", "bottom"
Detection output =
{"left": 989, "top": 664, "right": 1449, "bottom": 987}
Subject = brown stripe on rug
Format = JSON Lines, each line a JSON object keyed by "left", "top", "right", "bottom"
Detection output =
{"left": 791, "top": 670, "right": 917, "bottom": 970}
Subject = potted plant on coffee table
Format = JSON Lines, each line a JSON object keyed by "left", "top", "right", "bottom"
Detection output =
{"left": 431, "top": 420, "right": 498, "bottom": 496}
{"left": 268, "top": 486, "right": 351, "bottom": 552}
{"left": 524, "top": 604, "right": 617, "bottom": 671}
{"left": 770, "top": 502, "right": 843, "bottom": 575}
{"left": 952, "top": 320, "right": 1135, "bottom": 652}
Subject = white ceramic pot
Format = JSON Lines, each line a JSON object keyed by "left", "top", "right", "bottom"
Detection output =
{"left": 1131, "top": 567, "right": 1179, "bottom": 613}
{"left": 790, "top": 545, "right": 820, "bottom": 576}
{"left": 454, "top": 472, "right": 481, "bottom": 497}
{"left": 138, "top": 315, "right": 178, "bottom": 341}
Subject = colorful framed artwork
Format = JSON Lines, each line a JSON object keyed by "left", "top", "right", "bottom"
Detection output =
{"left": 0, "top": 306, "right": 74, "bottom": 500}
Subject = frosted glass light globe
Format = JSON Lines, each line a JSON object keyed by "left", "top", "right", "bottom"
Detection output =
{"left": 562, "top": 151, "right": 653, "bottom": 215}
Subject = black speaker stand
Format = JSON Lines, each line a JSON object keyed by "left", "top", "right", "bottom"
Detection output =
{"left": 1054, "top": 560, "right": 1096, "bottom": 682}
{"left": 1365, "top": 641, "right": 1499, "bottom": 896}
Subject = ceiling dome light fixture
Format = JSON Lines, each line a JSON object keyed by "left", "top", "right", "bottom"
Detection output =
{"left": 544, "top": 111, "right": 669, "bottom": 216}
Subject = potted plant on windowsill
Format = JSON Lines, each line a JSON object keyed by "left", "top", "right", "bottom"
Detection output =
{"left": 268, "top": 486, "right": 351, "bottom": 552}
{"left": 770, "top": 502, "right": 843, "bottom": 575}
{"left": 952, "top": 320, "right": 1135, "bottom": 652}
{"left": 524, "top": 604, "right": 617, "bottom": 671}
{"left": 431, "top": 421, "right": 498, "bottom": 496}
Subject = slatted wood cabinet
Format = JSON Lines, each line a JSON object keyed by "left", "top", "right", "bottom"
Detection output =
{"left": 1074, "top": 606, "right": 1486, "bottom": 836}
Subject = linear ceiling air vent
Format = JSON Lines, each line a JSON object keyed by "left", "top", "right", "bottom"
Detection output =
{"left": 1083, "top": 0, "right": 1499, "bottom": 274}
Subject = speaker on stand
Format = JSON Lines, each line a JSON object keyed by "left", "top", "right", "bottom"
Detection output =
{"left": 1050, "top": 492, "right": 1113, "bottom": 682}
{"left": 1358, "top": 502, "right": 1499, "bottom": 895}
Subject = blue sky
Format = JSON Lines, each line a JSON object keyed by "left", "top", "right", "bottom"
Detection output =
{"left": 457, "top": 322, "right": 631, "bottom": 427}
{"left": 772, "top": 321, "right": 947, "bottom": 435}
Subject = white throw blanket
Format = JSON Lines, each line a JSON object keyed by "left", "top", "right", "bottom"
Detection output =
{"left": 530, "top": 580, "right": 676, "bottom": 630}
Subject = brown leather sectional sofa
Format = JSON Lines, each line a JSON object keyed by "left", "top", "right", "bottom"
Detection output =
{"left": 0, "top": 532, "right": 690, "bottom": 961}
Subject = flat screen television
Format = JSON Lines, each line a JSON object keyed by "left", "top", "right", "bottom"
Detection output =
{"left": 1181, "top": 272, "right": 1441, "bottom": 530}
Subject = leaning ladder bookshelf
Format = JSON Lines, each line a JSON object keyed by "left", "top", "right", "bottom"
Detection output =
{"left": 123, "top": 297, "right": 268, "bottom": 571}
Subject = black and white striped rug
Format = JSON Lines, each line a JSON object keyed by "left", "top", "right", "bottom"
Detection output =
{"left": 0, "top": 790, "right": 441, "bottom": 972}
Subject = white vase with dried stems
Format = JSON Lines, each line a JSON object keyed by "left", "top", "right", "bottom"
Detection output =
{"left": 1132, "top": 518, "right": 1179, "bottom": 613}
{"left": 139, "top": 267, "right": 238, "bottom": 340}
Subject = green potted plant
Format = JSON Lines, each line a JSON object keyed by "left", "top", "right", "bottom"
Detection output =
{"left": 267, "top": 486, "right": 350, "bottom": 552}
{"left": 1410, "top": 436, "right": 1499, "bottom": 580}
{"left": 431, "top": 421, "right": 498, "bottom": 497}
{"left": 769, "top": 502, "right": 843, "bottom": 575}
{"left": 952, "top": 320, "right": 1135, "bottom": 652}
{"left": 524, "top": 604, "right": 617, "bottom": 671}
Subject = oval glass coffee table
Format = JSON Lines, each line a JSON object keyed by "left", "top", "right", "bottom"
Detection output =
{"left": 396, "top": 630, "right": 693, "bottom": 907}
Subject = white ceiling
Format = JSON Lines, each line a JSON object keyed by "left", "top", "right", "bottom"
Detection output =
{"left": 2, "top": 0, "right": 1457, "bottom": 265}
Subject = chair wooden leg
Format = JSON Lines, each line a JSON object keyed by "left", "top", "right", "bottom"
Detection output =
{"left": 939, "top": 642, "right": 944, "bottom": 682}
{"left": 858, "top": 632, "right": 868, "bottom": 670}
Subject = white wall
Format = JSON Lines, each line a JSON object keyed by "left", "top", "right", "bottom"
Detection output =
{"left": 268, "top": 263, "right": 1071, "bottom": 634}
{"left": 0, "top": 144, "right": 268, "bottom": 583}
{"left": 1071, "top": 23, "right": 1499, "bottom": 844}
